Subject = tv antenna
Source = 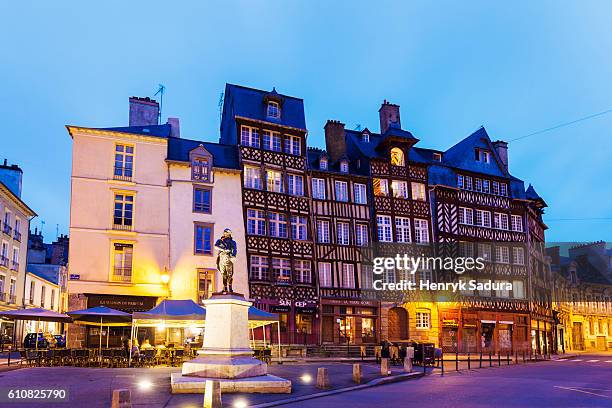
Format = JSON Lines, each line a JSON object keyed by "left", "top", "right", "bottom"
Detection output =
{"left": 354, "top": 124, "right": 362, "bottom": 131}
{"left": 154, "top": 84, "right": 166, "bottom": 124}
{"left": 40, "top": 220, "right": 45, "bottom": 236}
{"left": 218, "top": 92, "right": 224, "bottom": 125}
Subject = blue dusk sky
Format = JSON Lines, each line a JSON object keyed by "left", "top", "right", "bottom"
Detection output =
{"left": 1, "top": 1, "right": 610, "bottom": 242}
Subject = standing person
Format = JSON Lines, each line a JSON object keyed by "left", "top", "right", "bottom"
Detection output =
{"left": 215, "top": 228, "right": 238, "bottom": 293}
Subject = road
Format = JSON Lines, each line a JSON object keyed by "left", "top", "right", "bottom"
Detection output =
{"left": 287, "top": 354, "right": 612, "bottom": 408}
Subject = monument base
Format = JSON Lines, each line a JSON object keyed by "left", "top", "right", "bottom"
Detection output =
{"left": 182, "top": 355, "right": 267, "bottom": 379}
{"left": 171, "top": 373, "right": 292, "bottom": 394}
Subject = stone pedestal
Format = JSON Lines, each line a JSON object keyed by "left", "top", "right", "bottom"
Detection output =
{"left": 171, "top": 293, "right": 291, "bottom": 394}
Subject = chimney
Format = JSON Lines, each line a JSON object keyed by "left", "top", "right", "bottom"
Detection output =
{"left": 379, "top": 100, "right": 401, "bottom": 134}
{"left": 0, "top": 160, "right": 23, "bottom": 198}
{"left": 324, "top": 120, "right": 346, "bottom": 164}
{"left": 167, "top": 117, "right": 180, "bottom": 138}
{"left": 492, "top": 140, "right": 508, "bottom": 170}
{"left": 129, "top": 96, "right": 159, "bottom": 126}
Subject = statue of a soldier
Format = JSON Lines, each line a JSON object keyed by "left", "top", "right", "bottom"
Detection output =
{"left": 215, "top": 228, "right": 237, "bottom": 293}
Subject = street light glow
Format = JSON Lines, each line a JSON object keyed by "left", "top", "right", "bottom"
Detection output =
{"left": 138, "top": 379, "right": 153, "bottom": 391}
{"left": 233, "top": 399, "right": 248, "bottom": 408}
{"left": 300, "top": 374, "right": 312, "bottom": 383}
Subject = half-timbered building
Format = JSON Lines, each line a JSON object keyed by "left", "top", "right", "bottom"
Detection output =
{"left": 220, "top": 85, "right": 318, "bottom": 345}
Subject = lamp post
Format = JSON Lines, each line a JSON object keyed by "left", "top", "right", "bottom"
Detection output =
{"left": 161, "top": 268, "right": 170, "bottom": 299}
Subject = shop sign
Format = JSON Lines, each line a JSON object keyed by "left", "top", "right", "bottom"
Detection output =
{"left": 296, "top": 307, "right": 317, "bottom": 314}
{"left": 270, "top": 305, "right": 291, "bottom": 313}
{"left": 442, "top": 319, "right": 458, "bottom": 327}
{"left": 86, "top": 294, "right": 157, "bottom": 312}
{"left": 69, "top": 274, "right": 80, "bottom": 280}
{"left": 324, "top": 299, "right": 378, "bottom": 307}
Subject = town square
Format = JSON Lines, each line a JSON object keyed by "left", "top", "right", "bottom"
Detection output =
{"left": 0, "top": 1, "right": 611, "bottom": 407}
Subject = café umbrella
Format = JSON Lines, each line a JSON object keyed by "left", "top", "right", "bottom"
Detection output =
{"left": 0, "top": 308, "right": 72, "bottom": 351}
{"left": 67, "top": 306, "right": 132, "bottom": 359}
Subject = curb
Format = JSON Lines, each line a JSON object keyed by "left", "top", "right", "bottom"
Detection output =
{"left": 248, "top": 371, "right": 424, "bottom": 408}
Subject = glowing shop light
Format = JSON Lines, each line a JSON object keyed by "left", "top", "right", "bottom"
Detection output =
{"left": 300, "top": 374, "right": 312, "bottom": 383}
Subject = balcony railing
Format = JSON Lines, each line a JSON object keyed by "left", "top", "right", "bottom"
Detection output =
{"left": 113, "top": 167, "right": 133, "bottom": 182}
{"left": 0, "top": 256, "right": 8, "bottom": 268}
{"left": 2, "top": 223, "right": 12, "bottom": 236}
{"left": 13, "top": 230, "right": 21, "bottom": 242}
{"left": 8, "top": 294, "right": 16, "bottom": 304}
{"left": 111, "top": 269, "right": 132, "bottom": 282}
{"left": 112, "top": 223, "right": 133, "bottom": 231}
{"left": 0, "top": 293, "right": 5, "bottom": 302}
{"left": 10, "top": 261, "right": 18, "bottom": 271}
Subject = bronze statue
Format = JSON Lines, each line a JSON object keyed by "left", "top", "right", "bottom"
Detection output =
{"left": 215, "top": 228, "right": 237, "bottom": 293}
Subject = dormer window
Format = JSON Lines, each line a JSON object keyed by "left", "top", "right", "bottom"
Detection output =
{"left": 475, "top": 149, "right": 490, "bottom": 163}
{"left": 192, "top": 157, "right": 211, "bottom": 182}
{"left": 340, "top": 160, "right": 349, "bottom": 173}
{"left": 320, "top": 157, "right": 328, "bottom": 170}
{"left": 433, "top": 152, "right": 442, "bottom": 162}
{"left": 267, "top": 101, "right": 280, "bottom": 119}
{"left": 362, "top": 133, "right": 369, "bottom": 143}
{"left": 390, "top": 147, "right": 405, "bottom": 166}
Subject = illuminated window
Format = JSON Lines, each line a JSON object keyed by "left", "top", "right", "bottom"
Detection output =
{"left": 411, "top": 182, "right": 426, "bottom": 201}
{"left": 390, "top": 148, "right": 405, "bottom": 166}
{"left": 391, "top": 180, "right": 409, "bottom": 198}
{"left": 416, "top": 310, "right": 431, "bottom": 329}
{"left": 112, "top": 243, "right": 133, "bottom": 282}
{"left": 197, "top": 268, "right": 214, "bottom": 302}
{"left": 244, "top": 166, "right": 262, "bottom": 189}
{"left": 266, "top": 169, "right": 284, "bottom": 193}
{"left": 373, "top": 178, "right": 389, "bottom": 196}
{"left": 272, "top": 258, "right": 291, "bottom": 283}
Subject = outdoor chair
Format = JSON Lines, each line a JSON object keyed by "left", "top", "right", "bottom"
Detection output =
{"left": 113, "top": 348, "right": 127, "bottom": 367}
{"left": 59, "top": 349, "right": 73, "bottom": 366}
{"left": 143, "top": 349, "right": 157, "bottom": 367}
{"left": 172, "top": 348, "right": 185, "bottom": 366}
{"left": 72, "top": 349, "right": 89, "bottom": 367}
{"left": 389, "top": 346, "right": 400, "bottom": 365}
{"left": 101, "top": 349, "right": 114, "bottom": 367}
{"left": 19, "top": 349, "right": 37, "bottom": 367}
{"left": 262, "top": 348, "right": 272, "bottom": 364}
{"left": 374, "top": 346, "right": 382, "bottom": 363}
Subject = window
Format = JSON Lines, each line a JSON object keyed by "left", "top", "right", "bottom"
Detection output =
{"left": 416, "top": 310, "right": 431, "bottom": 329}
{"left": 478, "top": 243, "right": 492, "bottom": 262}
{"left": 197, "top": 269, "right": 214, "bottom": 302}
{"left": 511, "top": 215, "right": 523, "bottom": 232}
{"left": 500, "top": 183, "right": 508, "bottom": 196}
{"left": 475, "top": 209, "right": 491, "bottom": 227}
{"left": 377, "top": 215, "right": 392, "bottom": 242}
{"left": 267, "top": 101, "right": 280, "bottom": 118}
{"left": 474, "top": 178, "right": 483, "bottom": 192}
{"left": 114, "top": 144, "right": 134, "bottom": 180}
{"left": 362, "top": 133, "right": 370, "bottom": 142}
{"left": 272, "top": 258, "right": 291, "bottom": 283}
{"left": 193, "top": 187, "right": 212, "bottom": 213}
{"left": 464, "top": 176, "right": 473, "bottom": 190}
{"left": 241, "top": 126, "right": 260, "bottom": 148}
{"left": 411, "top": 182, "right": 426, "bottom": 201}
{"left": 312, "top": 178, "right": 326, "bottom": 199}
{"left": 475, "top": 149, "right": 490, "bottom": 163}
{"left": 284, "top": 135, "right": 301, "bottom": 155}
{"left": 319, "top": 157, "right": 328, "bottom": 170}
{"left": 391, "top": 180, "right": 409, "bottom": 198}
{"left": 0, "top": 243, "right": 7, "bottom": 267}
{"left": 457, "top": 175, "right": 465, "bottom": 189}
{"left": 40, "top": 285, "right": 46, "bottom": 308}
{"left": 512, "top": 247, "right": 525, "bottom": 265}
{"left": 340, "top": 160, "right": 349, "bottom": 173}
{"left": 361, "top": 265, "right": 373, "bottom": 289}
{"left": 341, "top": 263, "right": 356, "bottom": 288}
{"left": 337, "top": 222, "right": 350, "bottom": 245}
{"left": 266, "top": 170, "right": 284, "bottom": 193}
{"left": 395, "top": 217, "right": 411, "bottom": 243}
{"left": 194, "top": 223, "right": 213, "bottom": 255}
{"left": 287, "top": 174, "right": 304, "bottom": 196}
{"left": 291, "top": 215, "right": 308, "bottom": 240}
{"left": 247, "top": 209, "right": 266, "bottom": 235}
{"left": 244, "top": 166, "right": 262, "bottom": 189}
{"left": 318, "top": 262, "right": 332, "bottom": 287}
{"left": 250, "top": 256, "right": 269, "bottom": 280}
{"left": 113, "top": 193, "right": 134, "bottom": 230}
{"left": 459, "top": 241, "right": 474, "bottom": 258}
{"left": 192, "top": 157, "right": 211, "bottom": 181}
{"left": 335, "top": 181, "right": 348, "bottom": 202}
{"left": 355, "top": 223, "right": 369, "bottom": 246}
{"left": 14, "top": 218, "right": 21, "bottom": 240}
{"left": 354, "top": 183, "right": 367, "bottom": 204}
{"left": 492, "top": 181, "right": 500, "bottom": 195}
{"left": 495, "top": 280, "right": 510, "bottom": 298}
{"left": 494, "top": 246, "right": 510, "bottom": 264}
{"left": 433, "top": 152, "right": 442, "bottom": 162}
{"left": 0, "top": 275, "right": 4, "bottom": 300}
{"left": 112, "top": 243, "right": 133, "bottom": 282}
{"left": 295, "top": 260, "right": 311, "bottom": 284}
{"left": 373, "top": 178, "right": 389, "bottom": 196}
{"left": 11, "top": 247, "right": 18, "bottom": 269}
{"left": 459, "top": 207, "right": 474, "bottom": 225}
{"left": 9, "top": 279, "right": 15, "bottom": 302}
{"left": 262, "top": 130, "right": 282, "bottom": 152}
{"left": 493, "top": 213, "right": 509, "bottom": 230}
{"left": 390, "top": 148, "right": 405, "bottom": 166}
{"left": 269, "top": 212, "right": 288, "bottom": 238}
{"left": 414, "top": 219, "right": 429, "bottom": 244}
{"left": 28, "top": 281, "right": 35, "bottom": 304}
{"left": 316, "top": 220, "right": 330, "bottom": 243}
{"left": 483, "top": 180, "right": 490, "bottom": 194}
{"left": 513, "top": 281, "right": 525, "bottom": 299}
{"left": 50, "top": 289, "right": 55, "bottom": 310}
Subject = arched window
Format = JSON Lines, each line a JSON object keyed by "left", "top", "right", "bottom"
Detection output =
{"left": 267, "top": 101, "right": 280, "bottom": 118}
{"left": 390, "top": 148, "right": 404, "bottom": 166}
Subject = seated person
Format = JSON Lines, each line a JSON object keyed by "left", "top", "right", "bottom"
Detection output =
{"left": 140, "top": 339, "right": 153, "bottom": 350}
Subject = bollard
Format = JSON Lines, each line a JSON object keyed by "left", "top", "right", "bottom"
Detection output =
{"left": 455, "top": 350, "right": 459, "bottom": 371}
{"left": 317, "top": 367, "right": 330, "bottom": 389}
{"left": 507, "top": 352, "right": 510, "bottom": 365}
{"left": 479, "top": 351, "right": 483, "bottom": 368}
{"left": 489, "top": 352, "right": 492, "bottom": 367}
{"left": 353, "top": 363, "right": 362, "bottom": 384}
{"left": 381, "top": 358, "right": 390, "bottom": 376}
{"left": 498, "top": 352, "right": 501, "bottom": 366}
{"left": 523, "top": 350, "right": 526, "bottom": 363}
{"left": 111, "top": 389, "right": 131, "bottom": 408}
{"left": 404, "top": 357, "right": 413, "bottom": 373}
{"left": 7, "top": 351, "right": 10, "bottom": 366}
{"left": 203, "top": 380, "right": 222, "bottom": 408}
{"left": 467, "top": 353, "right": 471, "bottom": 370}
{"left": 440, "top": 354, "right": 444, "bottom": 376}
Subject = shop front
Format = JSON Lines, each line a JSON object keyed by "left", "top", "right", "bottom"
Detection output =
{"left": 531, "top": 318, "right": 554, "bottom": 355}
{"left": 256, "top": 299, "right": 319, "bottom": 345}
{"left": 320, "top": 299, "right": 380, "bottom": 345}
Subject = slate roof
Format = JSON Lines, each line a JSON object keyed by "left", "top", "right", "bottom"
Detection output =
{"left": 100, "top": 123, "right": 172, "bottom": 138}
{"left": 27, "top": 263, "right": 60, "bottom": 285}
{"left": 223, "top": 84, "right": 307, "bottom": 130}
{"left": 167, "top": 137, "right": 240, "bottom": 170}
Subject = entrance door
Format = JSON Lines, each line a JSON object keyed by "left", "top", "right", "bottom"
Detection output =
{"left": 322, "top": 316, "right": 334, "bottom": 343}
{"left": 388, "top": 307, "right": 408, "bottom": 341}
{"left": 572, "top": 322, "right": 584, "bottom": 351}
{"left": 596, "top": 336, "right": 606, "bottom": 351}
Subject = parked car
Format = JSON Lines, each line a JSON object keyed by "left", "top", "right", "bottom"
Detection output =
{"left": 23, "top": 333, "right": 48, "bottom": 349}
